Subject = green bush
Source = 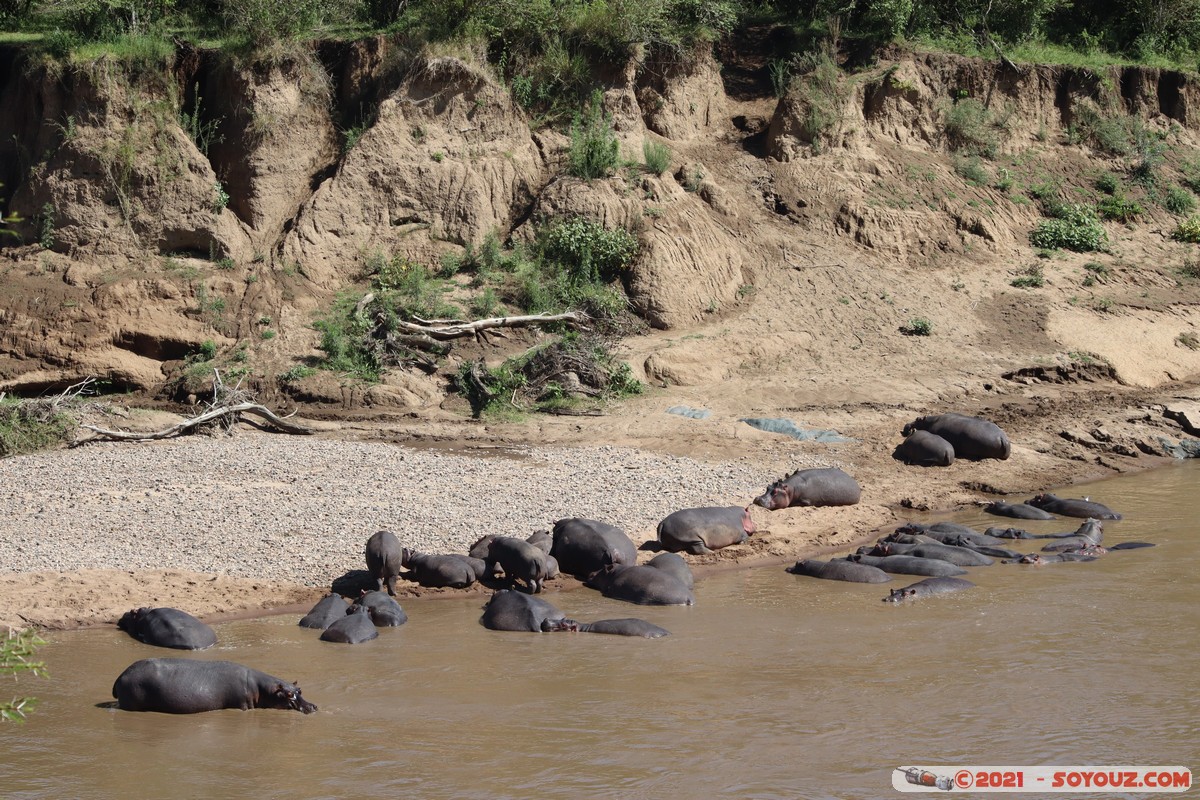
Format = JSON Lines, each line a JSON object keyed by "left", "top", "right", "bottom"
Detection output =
{"left": 943, "top": 98, "right": 1004, "bottom": 157}
{"left": 954, "top": 156, "right": 989, "bottom": 186}
{"left": 568, "top": 91, "right": 620, "bottom": 180}
{"left": 1010, "top": 264, "right": 1045, "bottom": 288}
{"left": 1096, "top": 194, "right": 1143, "bottom": 223}
{"left": 1094, "top": 172, "right": 1121, "bottom": 194}
{"left": 1030, "top": 204, "right": 1108, "bottom": 252}
{"left": 1163, "top": 185, "right": 1196, "bottom": 215}
{"left": 1181, "top": 160, "right": 1200, "bottom": 194}
{"left": 1172, "top": 215, "right": 1200, "bottom": 243}
{"left": 901, "top": 317, "right": 933, "bottom": 336}
{"left": 642, "top": 139, "right": 671, "bottom": 175}
{"left": 540, "top": 217, "right": 638, "bottom": 283}
{"left": 0, "top": 397, "right": 74, "bottom": 459}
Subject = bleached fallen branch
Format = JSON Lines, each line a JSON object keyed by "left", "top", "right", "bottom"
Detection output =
{"left": 82, "top": 402, "right": 313, "bottom": 441}
{"left": 392, "top": 311, "right": 590, "bottom": 341}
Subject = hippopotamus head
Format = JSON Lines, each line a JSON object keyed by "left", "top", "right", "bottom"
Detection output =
{"left": 883, "top": 587, "right": 918, "bottom": 602}
{"left": 1019, "top": 553, "right": 1044, "bottom": 564}
{"left": 741, "top": 507, "right": 757, "bottom": 535}
{"left": 117, "top": 607, "right": 149, "bottom": 632}
{"left": 267, "top": 682, "right": 317, "bottom": 714}
{"left": 541, "top": 618, "right": 580, "bottom": 633}
{"left": 753, "top": 482, "right": 791, "bottom": 510}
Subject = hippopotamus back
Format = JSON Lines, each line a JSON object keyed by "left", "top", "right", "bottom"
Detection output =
{"left": 902, "top": 413, "right": 1011, "bottom": 460}
{"left": 117, "top": 607, "right": 217, "bottom": 651}
{"left": 754, "top": 468, "right": 862, "bottom": 510}
{"left": 656, "top": 507, "right": 754, "bottom": 555}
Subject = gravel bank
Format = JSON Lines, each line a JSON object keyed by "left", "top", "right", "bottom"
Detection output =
{"left": 0, "top": 434, "right": 782, "bottom": 586}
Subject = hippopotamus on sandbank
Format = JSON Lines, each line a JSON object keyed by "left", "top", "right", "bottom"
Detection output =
{"left": 401, "top": 549, "right": 486, "bottom": 589}
{"left": 550, "top": 518, "right": 637, "bottom": 577}
{"left": 892, "top": 430, "right": 955, "bottom": 467}
{"left": 365, "top": 530, "right": 404, "bottom": 596}
{"left": 754, "top": 467, "right": 861, "bottom": 510}
{"left": 656, "top": 506, "right": 755, "bottom": 555}
{"left": 902, "top": 413, "right": 1011, "bottom": 460}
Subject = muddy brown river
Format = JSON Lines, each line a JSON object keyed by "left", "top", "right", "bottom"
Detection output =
{"left": 5, "top": 463, "right": 1198, "bottom": 799}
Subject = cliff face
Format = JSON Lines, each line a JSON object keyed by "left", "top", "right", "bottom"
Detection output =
{"left": 1, "top": 39, "right": 1199, "bottom": 405}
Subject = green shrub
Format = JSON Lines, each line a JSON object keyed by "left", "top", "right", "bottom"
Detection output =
{"left": 1172, "top": 215, "right": 1200, "bottom": 243}
{"left": 1096, "top": 194, "right": 1143, "bottom": 223}
{"left": 642, "top": 140, "right": 671, "bottom": 175}
{"left": 1067, "top": 107, "right": 1132, "bottom": 156}
{"left": 954, "top": 156, "right": 989, "bottom": 186}
{"left": 943, "top": 98, "right": 1005, "bottom": 157}
{"left": 568, "top": 91, "right": 620, "bottom": 180}
{"left": 1163, "top": 185, "right": 1196, "bottom": 215}
{"left": 901, "top": 317, "right": 933, "bottom": 336}
{"left": 1181, "top": 160, "right": 1200, "bottom": 194}
{"left": 1010, "top": 264, "right": 1045, "bottom": 288}
{"left": 769, "top": 58, "right": 791, "bottom": 98}
{"left": 280, "top": 365, "right": 316, "bottom": 382}
{"left": 0, "top": 396, "right": 74, "bottom": 458}
{"left": 1030, "top": 218, "right": 1107, "bottom": 252}
{"left": 540, "top": 217, "right": 638, "bottom": 283}
{"left": 1, "top": 628, "right": 47, "bottom": 722}
{"left": 1094, "top": 172, "right": 1121, "bottom": 194}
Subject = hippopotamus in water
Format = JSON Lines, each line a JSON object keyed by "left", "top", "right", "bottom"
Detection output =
{"left": 112, "top": 658, "right": 317, "bottom": 714}
{"left": 902, "top": 413, "right": 1011, "bottom": 460}
{"left": 1110, "top": 541, "right": 1156, "bottom": 550}
{"left": 983, "top": 501, "right": 1056, "bottom": 520}
{"left": 401, "top": 549, "right": 484, "bottom": 589}
{"left": 366, "top": 530, "right": 404, "bottom": 595}
{"left": 870, "top": 541, "right": 994, "bottom": 567}
{"left": 786, "top": 558, "right": 891, "bottom": 583}
{"left": 892, "top": 522, "right": 1007, "bottom": 547}
{"left": 585, "top": 564, "right": 695, "bottom": 606}
{"left": 1025, "top": 493, "right": 1122, "bottom": 519}
{"left": 754, "top": 467, "right": 861, "bottom": 510}
{"left": 319, "top": 605, "right": 379, "bottom": 644}
{"left": 549, "top": 518, "right": 637, "bottom": 577}
{"left": 882, "top": 576, "right": 976, "bottom": 602}
{"left": 657, "top": 506, "right": 755, "bottom": 555}
{"left": 1039, "top": 519, "right": 1104, "bottom": 552}
{"left": 1005, "top": 552, "right": 1099, "bottom": 565}
{"left": 844, "top": 553, "right": 968, "bottom": 577}
{"left": 117, "top": 607, "right": 217, "bottom": 650}
{"left": 545, "top": 618, "right": 671, "bottom": 638}
{"left": 486, "top": 536, "right": 550, "bottom": 593}
{"left": 353, "top": 591, "right": 408, "bottom": 627}
{"left": 646, "top": 552, "right": 694, "bottom": 589}
{"left": 892, "top": 430, "right": 955, "bottom": 467}
{"left": 298, "top": 594, "right": 351, "bottom": 629}
{"left": 479, "top": 589, "right": 570, "bottom": 632}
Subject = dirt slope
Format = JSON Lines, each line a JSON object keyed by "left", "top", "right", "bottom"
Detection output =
{"left": 3, "top": 37, "right": 1200, "bottom": 627}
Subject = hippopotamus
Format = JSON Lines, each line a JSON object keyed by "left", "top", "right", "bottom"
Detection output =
{"left": 112, "top": 658, "right": 317, "bottom": 714}
{"left": 117, "top": 607, "right": 217, "bottom": 650}
{"left": 486, "top": 536, "right": 550, "bottom": 593}
{"left": 843, "top": 553, "right": 968, "bottom": 577}
{"left": 549, "top": 518, "right": 637, "bottom": 577}
{"left": 892, "top": 522, "right": 1008, "bottom": 547}
{"left": 546, "top": 618, "right": 672, "bottom": 638}
{"left": 352, "top": 590, "right": 408, "bottom": 627}
{"left": 401, "top": 549, "right": 483, "bottom": 589}
{"left": 479, "top": 589, "right": 570, "bottom": 632}
{"left": 1110, "top": 541, "right": 1156, "bottom": 550}
{"left": 646, "top": 552, "right": 694, "bottom": 589}
{"left": 525, "top": 530, "right": 553, "bottom": 554}
{"left": 1040, "top": 519, "right": 1104, "bottom": 552}
{"left": 870, "top": 541, "right": 994, "bottom": 567}
{"left": 892, "top": 430, "right": 955, "bottom": 467}
{"left": 882, "top": 576, "right": 976, "bottom": 602}
{"left": 902, "top": 413, "right": 1011, "bottom": 460}
{"left": 1005, "top": 552, "right": 1099, "bottom": 565}
{"left": 1025, "top": 493, "right": 1122, "bottom": 519}
{"left": 468, "top": 534, "right": 498, "bottom": 561}
{"left": 983, "top": 501, "right": 1056, "bottom": 520}
{"left": 786, "top": 558, "right": 891, "bottom": 583}
{"left": 985, "top": 526, "right": 1039, "bottom": 539}
{"left": 754, "top": 467, "right": 861, "bottom": 510}
{"left": 365, "top": 530, "right": 404, "bottom": 595}
{"left": 319, "top": 605, "right": 379, "bottom": 644}
{"left": 656, "top": 506, "right": 755, "bottom": 555}
{"left": 298, "top": 594, "right": 351, "bottom": 629}
{"left": 585, "top": 564, "right": 695, "bottom": 605}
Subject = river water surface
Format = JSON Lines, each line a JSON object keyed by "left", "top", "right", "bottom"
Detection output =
{"left": 5, "top": 463, "right": 1198, "bottom": 799}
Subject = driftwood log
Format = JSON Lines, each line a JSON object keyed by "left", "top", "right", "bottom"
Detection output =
{"left": 82, "top": 402, "right": 313, "bottom": 441}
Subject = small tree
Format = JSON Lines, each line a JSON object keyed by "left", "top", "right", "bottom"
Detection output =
{"left": 568, "top": 91, "right": 620, "bottom": 180}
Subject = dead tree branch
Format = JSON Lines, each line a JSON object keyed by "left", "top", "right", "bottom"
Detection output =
{"left": 393, "top": 311, "right": 590, "bottom": 341}
{"left": 82, "top": 402, "right": 314, "bottom": 440}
